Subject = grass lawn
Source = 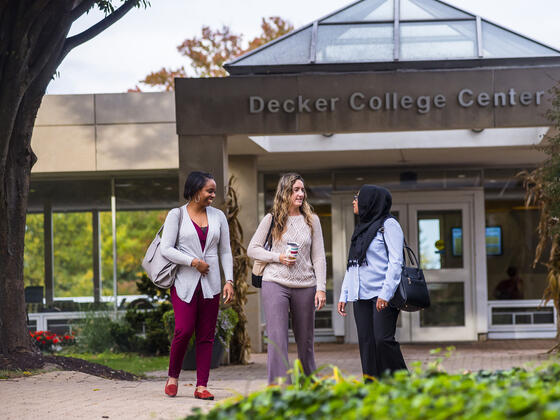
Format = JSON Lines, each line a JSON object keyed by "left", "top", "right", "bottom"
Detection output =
{"left": 62, "top": 352, "right": 169, "bottom": 376}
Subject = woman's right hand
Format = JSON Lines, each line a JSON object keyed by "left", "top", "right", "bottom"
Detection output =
{"left": 192, "top": 259, "right": 210, "bottom": 275}
{"left": 337, "top": 301, "right": 347, "bottom": 316}
{"left": 279, "top": 254, "right": 295, "bottom": 266}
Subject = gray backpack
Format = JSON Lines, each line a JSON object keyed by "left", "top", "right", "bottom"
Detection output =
{"left": 141, "top": 206, "right": 184, "bottom": 289}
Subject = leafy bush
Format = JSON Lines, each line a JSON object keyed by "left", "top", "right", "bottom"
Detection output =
{"left": 73, "top": 313, "right": 116, "bottom": 353}
{"left": 71, "top": 301, "right": 172, "bottom": 355}
{"left": 187, "top": 361, "right": 560, "bottom": 420}
{"left": 216, "top": 307, "right": 239, "bottom": 348}
{"left": 162, "top": 309, "right": 175, "bottom": 343}
{"left": 124, "top": 301, "right": 172, "bottom": 355}
{"left": 108, "top": 322, "right": 141, "bottom": 353}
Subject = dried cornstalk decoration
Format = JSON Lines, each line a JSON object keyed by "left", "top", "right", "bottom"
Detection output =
{"left": 520, "top": 84, "right": 560, "bottom": 352}
{"left": 225, "top": 176, "right": 252, "bottom": 364}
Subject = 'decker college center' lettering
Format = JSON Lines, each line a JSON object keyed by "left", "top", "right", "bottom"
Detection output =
{"left": 249, "top": 88, "right": 545, "bottom": 115}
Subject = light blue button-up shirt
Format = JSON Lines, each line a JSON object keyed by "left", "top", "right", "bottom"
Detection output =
{"left": 339, "top": 218, "right": 404, "bottom": 303}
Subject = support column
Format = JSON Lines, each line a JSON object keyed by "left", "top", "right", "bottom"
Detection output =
{"left": 92, "top": 210, "right": 102, "bottom": 303}
{"left": 178, "top": 136, "right": 228, "bottom": 206}
{"left": 229, "top": 155, "right": 261, "bottom": 352}
{"left": 43, "top": 203, "right": 54, "bottom": 305}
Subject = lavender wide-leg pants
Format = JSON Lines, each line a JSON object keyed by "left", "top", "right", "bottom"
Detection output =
{"left": 262, "top": 281, "right": 317, "bottom": 384}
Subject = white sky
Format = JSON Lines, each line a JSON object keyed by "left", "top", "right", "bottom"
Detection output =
{"left": 46, "top": 0, "right": 560, "bottom": 95}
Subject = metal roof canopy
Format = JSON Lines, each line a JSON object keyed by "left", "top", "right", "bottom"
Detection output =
{"left": 225, "top": 0, "right": 560, "bottom": 75}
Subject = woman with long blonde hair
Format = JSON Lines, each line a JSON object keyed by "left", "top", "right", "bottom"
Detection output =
{"left": 248, "top": 173, "right": 327, "bottom": 384}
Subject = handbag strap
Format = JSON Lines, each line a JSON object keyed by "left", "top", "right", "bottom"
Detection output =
{"left": 156, "top": 206, "right": 184, "bottom": 246}
{"left": 379, "top": 220, "right": 420, "bottom": 268}
{"left": 263, "top": 215, "right": 274, "bottom": 251}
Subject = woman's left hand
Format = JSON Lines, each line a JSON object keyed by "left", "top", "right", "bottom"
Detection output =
{"left": 315, "top": 291, "right": 327, "bottom": 310}
{"left": 376, "top": 297, "right": 389, "bottom": 312}
{"left": 223, "top": 282, "right": 234, "bottom": 304}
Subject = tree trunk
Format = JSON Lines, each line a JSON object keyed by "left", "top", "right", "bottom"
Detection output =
{"left": 0, "top": 3, "right": 71, "bottom": 355}
{"left": 0, "top": 83, "right": 44, "bottom": 355}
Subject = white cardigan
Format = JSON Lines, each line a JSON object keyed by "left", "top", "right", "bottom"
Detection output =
{"left": 160, "top": 205, "right": 233, "bottom": 303}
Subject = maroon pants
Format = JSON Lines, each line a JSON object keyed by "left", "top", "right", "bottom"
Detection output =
{"left": 168, "top": 283, "right": 220, "bottom": 386}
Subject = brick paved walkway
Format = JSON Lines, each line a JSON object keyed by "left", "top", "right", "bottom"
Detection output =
{"left": 1, "top": 340, "right": 558, "bottom": 420}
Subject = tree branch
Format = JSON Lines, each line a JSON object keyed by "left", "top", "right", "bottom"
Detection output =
{"left": 62, "top": 0, "right": 140, "bottom": 58}
{"left": 70, "top": 0, "right": 96, "bottom": 21}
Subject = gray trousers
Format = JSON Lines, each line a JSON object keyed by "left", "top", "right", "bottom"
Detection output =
{"left": 262, "top": 281, "right": 317, "bottom": 384}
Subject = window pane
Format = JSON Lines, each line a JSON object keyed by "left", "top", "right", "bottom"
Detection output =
{"left": 534, "top": 312, "right": 554, "bottom": 324}
{"left": 515, "top": 314, "right": 531, "bottom": 324}
{"left": 417, "top": 210, "right": 463, "bottom": 269}
{"left": 323, "top": 0, "right": 394, "bottom": 23}
{"left": 101, "top": 210, "right": 167, "bottom": 296}
{"left": 53, "top": 212, "right": 93, "bottom": 297}
{"left": 24, "top": 213, "right": 44, "bottom": 289}
{"left": 492, "top": 314, "right": 513, "bottom": 325}
{"left": 485, "top": 197, "right": 548, "bottom": 300}
{"left": 400, "top": 21, "right": 476, "bottom": 60}
{"left": 420, "top": 282, "right": 465, "bottom": 326}
{"left": 234, "top": 27, "right": 312, "bottom": 66}
{"left": 316, "top": 24, "right": 394, "bottom": 63}
{"left": 100, "top": 212, "right": 113, "bottom": 296}
{"left": 482, "top": 21, "right": 559, "bottom": 58}
{"left": 401, "top": 0, "right": 471, "bottom": 20}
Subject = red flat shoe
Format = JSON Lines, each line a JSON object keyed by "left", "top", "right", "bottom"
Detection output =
{"left": 165, "top": 379, "right": 178, "bottom": 397}
{"left": 194, "top": 389, "right": 214, "bottom": 400}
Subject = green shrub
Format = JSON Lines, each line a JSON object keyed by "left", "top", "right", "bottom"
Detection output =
{"left": 109, "top": 322, "right": 140, "bottom": 353}
{"left": 162, "top": 309, "right": 175, "bottom": 343}
{"left": 124, "top": 301, "right": 172, "bottom": 355}
{"left": 73, "top": 311, "right": 146, "bottom": 354}
{"left": 73, "top": 312, "right": 116, "bottom": 353}
{"left": 187, "top": 361, "right": 560, "bottom": 420}
{"left": 216, "top": 307, "right": 239, "bottom": 348}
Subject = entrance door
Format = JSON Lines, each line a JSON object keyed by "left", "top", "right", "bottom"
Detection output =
{"left": 331, "top": 191, "right": 479, "bottom": 343}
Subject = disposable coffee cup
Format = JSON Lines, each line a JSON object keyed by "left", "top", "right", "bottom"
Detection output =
{"left": 286, "top": 242, "right": 299, "bottom": 261}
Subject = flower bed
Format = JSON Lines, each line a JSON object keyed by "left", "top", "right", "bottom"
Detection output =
{"left": 187, "top": 361, "right": 560, "bottom": 420}
{"left": 30, "top": 331, "right": 75, "bottom": 353}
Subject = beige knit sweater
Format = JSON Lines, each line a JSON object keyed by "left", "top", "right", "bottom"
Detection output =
{"left": 247, "top": 213, "right": 327, "bottom": 292}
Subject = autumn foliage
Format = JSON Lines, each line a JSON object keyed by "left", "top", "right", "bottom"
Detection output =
{"left": 132, "top": 17, "right": 293, "bottom": 91}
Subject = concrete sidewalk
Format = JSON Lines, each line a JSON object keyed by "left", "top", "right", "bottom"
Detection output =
{"left": 1, "top": 340, "right": 557, "bottom": 420}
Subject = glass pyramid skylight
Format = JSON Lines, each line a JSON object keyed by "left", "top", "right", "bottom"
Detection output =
{"left": 226, "top": 0, "right": 559, "bottom": 69}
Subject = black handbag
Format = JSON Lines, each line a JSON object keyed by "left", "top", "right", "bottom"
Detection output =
{"left": 380, "top": 226, "right": 431, "bottom": 312}
{"left": 251, "top": 216, "right": 274, "bottom": 288}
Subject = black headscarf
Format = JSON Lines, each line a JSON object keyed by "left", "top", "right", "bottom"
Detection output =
{"left": 347, "top": 185, "right": 393, "bottom": 268}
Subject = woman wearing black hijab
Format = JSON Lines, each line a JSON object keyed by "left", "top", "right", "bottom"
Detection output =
{"left": 337, "top": 185, "right": 407, "bottom": 379}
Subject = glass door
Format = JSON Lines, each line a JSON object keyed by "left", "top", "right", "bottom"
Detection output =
{"left": 407, "top": 203, "right": 476, "bottom": 341}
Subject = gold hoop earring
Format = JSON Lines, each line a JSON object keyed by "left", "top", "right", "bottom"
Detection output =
{"left": 195, "top": 195, "right": 200, "bottom": 203}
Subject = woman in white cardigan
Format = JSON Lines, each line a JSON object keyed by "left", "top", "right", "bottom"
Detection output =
{"left": 160, "top": 171, "right": 234, "bottom": 400}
